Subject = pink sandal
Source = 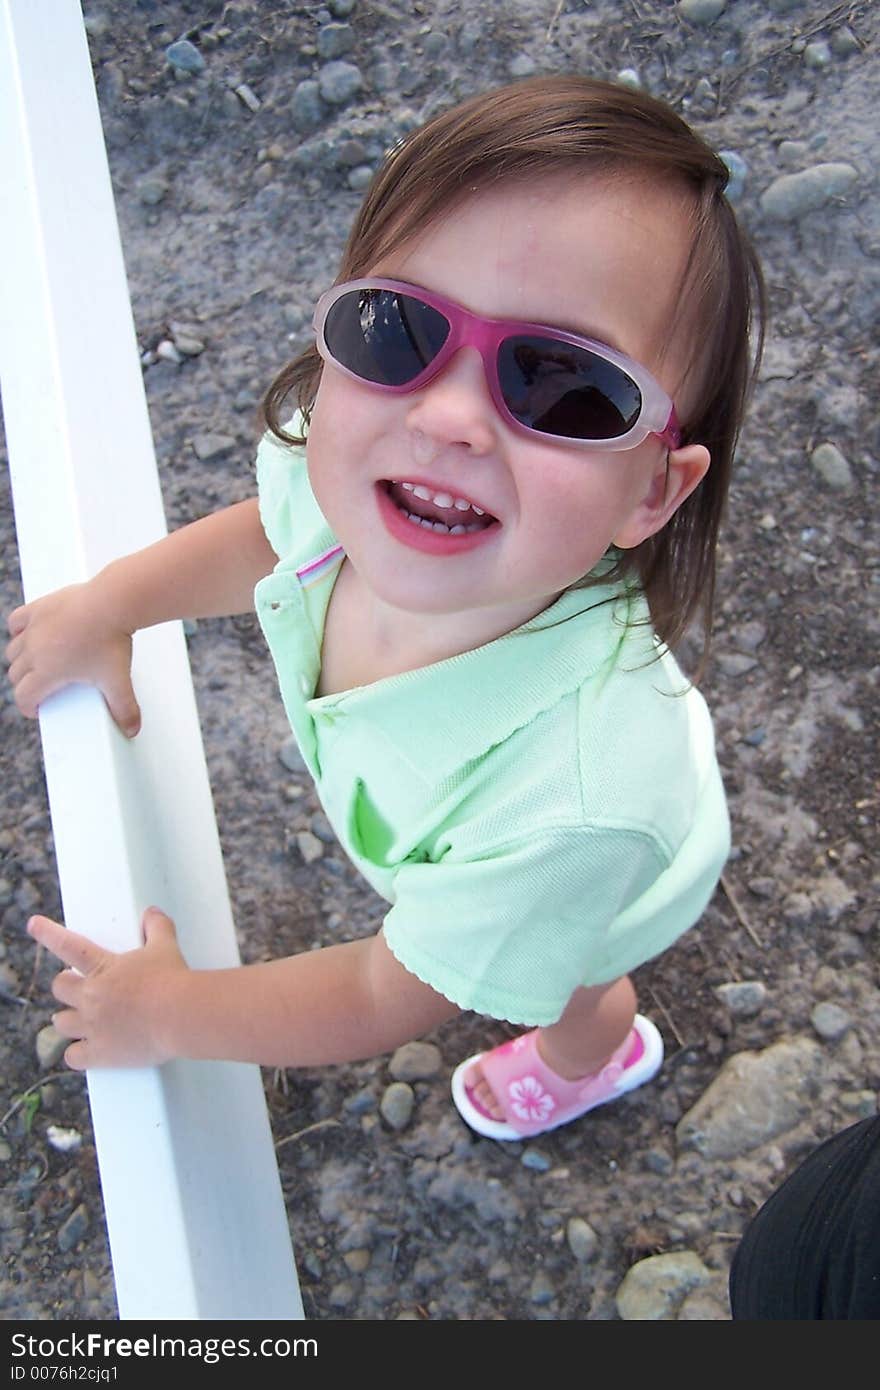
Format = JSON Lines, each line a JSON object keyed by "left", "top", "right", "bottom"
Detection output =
{"left": 450, "top": 1014, "right": 664, "bottom": 1140}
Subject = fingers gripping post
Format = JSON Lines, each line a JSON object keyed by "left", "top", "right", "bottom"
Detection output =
{"left": 0, "top": 0, "right": 302, "bottom": 1319}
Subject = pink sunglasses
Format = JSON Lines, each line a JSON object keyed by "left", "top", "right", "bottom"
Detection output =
{"left": 313, "top": 278, "right": 681, "bottom": 452}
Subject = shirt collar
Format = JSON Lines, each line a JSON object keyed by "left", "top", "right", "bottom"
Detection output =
{"left": 311, "top": 578, "right": 656, "bottom": 782}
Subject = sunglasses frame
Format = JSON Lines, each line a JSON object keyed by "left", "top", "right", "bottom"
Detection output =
{"left": 313, "top": 277, "right": 681, "bottom": 452}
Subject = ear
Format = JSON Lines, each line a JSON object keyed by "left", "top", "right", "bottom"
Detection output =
{"left": 613, "top": 443, "right": 711, "bottom": 550}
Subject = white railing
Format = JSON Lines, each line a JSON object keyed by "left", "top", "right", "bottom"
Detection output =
{"left": 0, "top": 0, "right": 303, "bottom": 1320}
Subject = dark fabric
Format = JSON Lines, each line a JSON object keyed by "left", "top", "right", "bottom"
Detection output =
{"left": 729, "top": 1115, "right": 880, "bottom": 1319}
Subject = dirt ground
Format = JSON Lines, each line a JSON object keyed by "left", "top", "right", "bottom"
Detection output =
{"left": 1, "top": 0, "right": 878, "bottom": 1322}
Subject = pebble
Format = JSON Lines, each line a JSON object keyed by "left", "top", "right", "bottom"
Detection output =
{"left": 615, "top": 68, "right": 642, "bottom": 90}
{"left": 379, "top": 1081, "right": 415, "bottom": 1130}
{"left": 509, "top": 53, "right": 537, "bottom": 78}
{"left": 746, "top": 876, "right": 775, "bottom": 898}
{"left": 36, "top": 1024, "right": 68, "bottom": 1070}
{"left": 165, "top": 40, "right": 205, "bottom": 75}
{"left": 777, "top": 139, "right": 809, "bottom": 170}
{"left": 521, "top": 1147, "right": 551, "bottom": 1172}
{"left": 803, "top": 40, "right": 832, "bottom": 70}
{"left": 644, "top": 1146, "right": 674, "bottom": 1175}
{"left": 839, "top": 1090, "right": 877, "bottom": 1119}
{"left": 295, "top": 831, "right": 324, "bottom": 864}
{"left": 810, "top": 1000, "right": 851, "bottom": 1040}
{"left": 291, "top": 79, "right": 324, "bottom": 133}
{"left": 83, "top": 13, "right": 110, "bottom": 38}
{"left": 346, "top": 165, "right": 374, "bottom": 191}
{"left": 830, "top": 26, "right": 860, "bottom": 58}
{"left": 529, "top": 1270, "right": 556, "bottom": 1305}
{"left": 234, "top": 84, "right": 261, "bottom": 113}
{"left": 388, "top": 1041, "right": 442, "bottom": 1081}
{"left": 191, "top": 433, "right": 234, "bottom": 461}
{"left": 328, "top": 1280, "right": 357, "bottom": 1308}
{"left": 784, "top": 889, "right": 811, "bottom": 922}
{"left": 318, "top": 24, "right": 355, "bottom": 60}
{"left": 566, "top": 1216, "right": 599, "bottom": 1261}
{"left": 309, "top": 812, "right": 336, "bottom": 844}
{"left": 676, "top": 1037, "right": 823, "bottom": 1160}
{"left": 422, "top": 32, "right": 448, "bottom": 59}
{"left": 733, "top": 620, "right": 766, "bottom": 653}
{"left": 136, "top": 175, "right": 169, "bottom": 207}
{"left": 719, "top": 150, "right": 747, "bottom": 203}
{"left": 279, "top": 735, "right": 307, "bottom": 773}
{"left": 0, "top": 961, "right": 22, "bottom": 999}
{"left": 318, "top": 61, "right": 363, "bottom": 106}
{"left": 678, "top": 1288, "right": 730, "bottom": 1320}
{"left": 714, "top": 980, "right": 768, "bottom": 1017}
{"left": 343, "top": 1087, "right": 377, "bottom": 1117}
{"left": 328, "top": 0, "right": 356, "bottom": 15}
{"left": 677, "top": 0, "right": 726, "bottom": 23}
{"left": 46, "top": 1126, "right": 83, "bottom": 1153}
{"left": 342, "top": 1247, "right": 371, "bottom": 1273}
{"left": 716, "top": 652, "right": 758, "bottom": 678}
{"left": 616, "top": 1250, "right": 711, "bottom": 1320}
{"left": 170, "top": 331, "right": 205, "bottom": 357}
{"left": 760, "top": 163, "right": 860, "bottom": 221}
{"left": 57, "top": 1204, "right": 89, "bottom": 1253}
{"left": 810, "top": 442, "right": 854, "bottom": 492}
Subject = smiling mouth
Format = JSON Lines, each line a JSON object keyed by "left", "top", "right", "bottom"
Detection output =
{"left": 381, "top": 480, "right": 498, "bottom": 535}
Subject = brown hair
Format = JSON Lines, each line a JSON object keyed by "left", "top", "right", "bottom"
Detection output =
{"left": 263, "top": 75, "right": 765, "bottom": 661}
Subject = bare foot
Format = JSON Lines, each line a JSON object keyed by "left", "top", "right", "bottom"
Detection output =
{"left": 463, "top": 1062, "right": 506, "bottom": 1120}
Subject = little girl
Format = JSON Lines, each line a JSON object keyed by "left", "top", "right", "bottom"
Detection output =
{"left": 5, "top": 76, "right": 764, "bottom": 1141}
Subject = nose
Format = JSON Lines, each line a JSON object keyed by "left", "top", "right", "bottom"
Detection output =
{"left": 404, "top": 346, "right": 498, "bottom": 455}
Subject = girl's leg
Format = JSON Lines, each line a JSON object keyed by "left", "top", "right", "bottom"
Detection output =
{"left": 468, "top": 975, "right": 637, "bottom": 1121}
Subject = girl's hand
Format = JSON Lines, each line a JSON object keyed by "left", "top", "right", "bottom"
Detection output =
{"left": 27, "top": 907, "right": 187, "bottom": 1070}
{"left": 5, "top": 583, "right": 141, "bottom": 736}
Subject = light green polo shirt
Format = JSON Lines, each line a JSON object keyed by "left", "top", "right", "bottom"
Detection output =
{"left": 254, "top": 426, "right": 730, "bottom": 1026}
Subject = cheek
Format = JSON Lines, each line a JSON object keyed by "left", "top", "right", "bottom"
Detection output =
{"left": 518, "top": 453, "right": 646, "bottom": 533}
{"left": 308, "top": 372, "right": 347, "bottom": 454}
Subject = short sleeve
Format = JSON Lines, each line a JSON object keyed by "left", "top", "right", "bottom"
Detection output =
{"left": 382, "top": 826, "right": 664, "bottom": 1026}
{"left": 255, "top": 416, "right": 334, "bottom": 562}
{"left": 382, "top": 760, "right": 729, "bottom": 1027}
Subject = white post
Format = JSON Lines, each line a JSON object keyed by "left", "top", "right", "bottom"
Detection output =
{"left": 0, "top": 0, "right": 303, "bottom": 1320}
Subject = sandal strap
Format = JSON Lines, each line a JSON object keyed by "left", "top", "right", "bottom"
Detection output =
{"left": 479, "top": 1028, "right": 636, "bottom": 1135}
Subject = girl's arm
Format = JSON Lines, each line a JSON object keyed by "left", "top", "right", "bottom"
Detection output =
{"left": 6, "top": 499, "right": 277, "bottom": 733}
{"left": 28, "top": 909, "right": 460, "bottom": 1071}
{"left": 88, "top": 498, "right": 277, "bottom": 632}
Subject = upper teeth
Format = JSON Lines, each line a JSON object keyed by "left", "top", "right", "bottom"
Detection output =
{"left": 400, "top": 481, "right": 485, "bottom": 516}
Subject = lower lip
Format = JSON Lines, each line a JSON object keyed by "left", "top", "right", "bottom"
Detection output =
{"left": 375, "top": 485, "right": 497, "bottom": 556}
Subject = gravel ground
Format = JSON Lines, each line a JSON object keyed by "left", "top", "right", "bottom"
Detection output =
{"left": 1, "top": 0, "right": 878, "bottom": 1322}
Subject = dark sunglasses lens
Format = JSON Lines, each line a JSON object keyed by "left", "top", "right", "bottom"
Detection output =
{"left": 323, "top": 288, "right": 450, "bottom": 386}
{"left": 498, "top": 336, "right": 642, "bottom": 440}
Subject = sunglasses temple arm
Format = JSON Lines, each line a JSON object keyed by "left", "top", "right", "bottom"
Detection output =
{"left": 656, "top": 406, "right": 682, "bottom": 451}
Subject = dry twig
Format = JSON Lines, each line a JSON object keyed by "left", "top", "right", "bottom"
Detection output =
{"left": 547, "top": 0, "right": 566, "bottom": 43}
{"left": 274, "top": 1118, "right": 342, "bottom": 1151}
{"left": 720, "top": 872, "right": 764, "bottom": 949}
{"left": 646, "top": 986, "right": 686, "bottom": 1048}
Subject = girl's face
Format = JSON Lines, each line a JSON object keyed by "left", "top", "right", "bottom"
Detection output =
{"left": 306, "top": 174, "right": 709, "bottom": 649}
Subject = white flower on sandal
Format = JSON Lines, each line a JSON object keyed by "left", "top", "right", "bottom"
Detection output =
{"left": 508, "top": 1075, "right": 557, "bottom": 1124}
